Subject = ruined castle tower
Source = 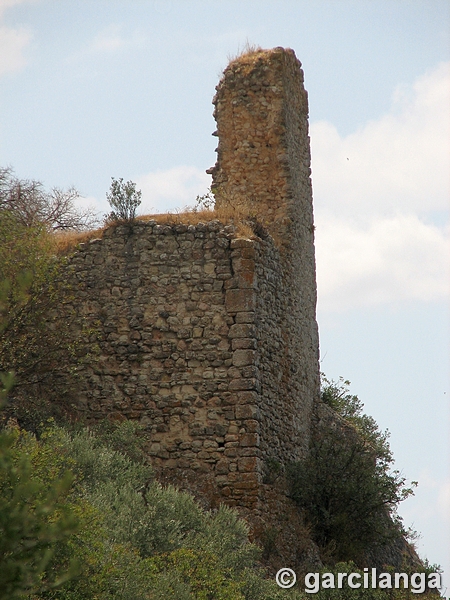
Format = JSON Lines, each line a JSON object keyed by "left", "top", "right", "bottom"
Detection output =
{"left": 207, "top": 45, "right": 320, "bottom": 477}
{"left": 62, "top": 47, "right": 320, "bottom": 516}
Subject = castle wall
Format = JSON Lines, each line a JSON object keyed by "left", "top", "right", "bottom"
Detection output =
{"left": 61, "top": 46, "right": 320, "bottom": 516}
{"left": 209, "top": 47, "right": 320, "bottom": 465}
{"left": 66, "top": 220, "right": 259, "bottom": 508}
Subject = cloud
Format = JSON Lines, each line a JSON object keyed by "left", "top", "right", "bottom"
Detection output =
{"left": 136, "top": 166, "right": 211, "bottom": 214}
{"left": 0, "top": 0, "right": 34, "bottom": 76}
{"left": 312, "top": 62, "right": 450, "bottom": 312}
{"left": 74, "top": 24, "right": 147, "bottom": 59}
{"left": 316, "top": 214, "right": 449, "bottom": 312}
{"left": 0, "top": 0, "right": 30, "bottom": 13}
{"left": 90, "top": 24, "right": 145, "bottom": 54}
{"left": 311, "top": 62, "right": 450, "bottom": 216}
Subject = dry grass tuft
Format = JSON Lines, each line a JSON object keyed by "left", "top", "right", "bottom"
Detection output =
{"left": 52, "top": 205, "right": 257, "bottom": 253}
{"left": 52, "top": 227, "right": 107, "bottom": 254}
{"left": 227, "top": 41, "right": 264, "bottom": 64}
{"left": 138, "top": 204, "right": 255, "bottom": 239}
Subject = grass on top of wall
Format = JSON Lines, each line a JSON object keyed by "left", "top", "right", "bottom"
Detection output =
{"left": 53, "top": 204, "right": 256, "bottom": 254}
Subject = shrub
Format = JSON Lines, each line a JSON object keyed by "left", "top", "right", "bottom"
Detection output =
{"left": 288, "top": 376, "right": 416, "bottom": 565}
{"left": 0, "top": 426, "right": 80, "bottom": 599}
{"left": 25, "top": 422, "right": 288, "bottom": 599}
{"left": 0, "top": 211, "right": 88, "bottom": 414}
{"left": 105, "top": 177, "right": 142, "bottom": 222}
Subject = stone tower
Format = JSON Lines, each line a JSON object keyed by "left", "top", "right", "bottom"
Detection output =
{"left": 58, "top": 47, "right": 320, "bottom": 518}
{"left": 208, "top": 45, "right": 320, "bottom": 468}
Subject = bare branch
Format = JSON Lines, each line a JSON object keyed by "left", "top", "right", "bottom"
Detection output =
{"left": 0, "top": 167, "right": 100, "bottom": 231}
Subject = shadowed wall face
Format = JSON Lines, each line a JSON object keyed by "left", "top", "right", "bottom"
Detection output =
{"left": 61, "top": 47, "right": 320, "bottom": 514}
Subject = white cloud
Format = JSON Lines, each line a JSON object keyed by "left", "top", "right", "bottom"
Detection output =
{"left": 316, "top": 214, "right": 449, "bottom": 312}
{"left": 0, "top": 24, "right": 30, "bottom": 75}
{"left": 0, "top": 0, "right": 35, "bottom": 76}
{"left": 0, "top": 0, "right": 31, "bottom": 13}
{"left": 438, "top": 479, "right": 450, "bottom": 524}
{"left": 136, "top": 166, "right": 211, "bottom": 214}
{"left": 311, "top": 62, "right": 450, "bottom": 216}
{"left": 312, "top": 61, "right": 450, "bottom": 312}
{"left": 73, "top": 24, "right": 147, "bottom": 59}
{"left": 90, "top": 24, "right": 145, "bottom": 54}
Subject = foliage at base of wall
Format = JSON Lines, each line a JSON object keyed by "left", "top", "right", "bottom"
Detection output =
{"left": 288, "top": 376, "right": 419, "bottom": 568}
{"left": 1, "top": 416, "right": 442, "bottom": 600}
{"left": 1, "top": 418, "right": 294, "bottom": 600}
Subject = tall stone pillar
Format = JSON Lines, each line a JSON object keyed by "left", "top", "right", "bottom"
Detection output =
{"left": 208, "top": 47, "right": 320, "bottom": 466}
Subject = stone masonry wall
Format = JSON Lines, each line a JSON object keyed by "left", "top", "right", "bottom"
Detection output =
{"left": 64, "top": 220, "right": 253, "bottom": 509}
{"left": 208, "top": 47, "right": 320, "bottom": 466}
{"left": 60, "top": 47, "right": 320, "bottom": 518}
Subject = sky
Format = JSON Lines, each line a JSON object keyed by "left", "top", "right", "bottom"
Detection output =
{"left": 0, "top": 0, "right": 449, "bottom": 587}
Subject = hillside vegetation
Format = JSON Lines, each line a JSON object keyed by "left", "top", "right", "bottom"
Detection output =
{"left": 0, "top": 170, "right": 441, "bottom": 598}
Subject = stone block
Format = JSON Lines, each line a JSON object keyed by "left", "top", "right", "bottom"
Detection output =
{"left": 244, "top": 419, "right": 260, "bottom": 433}
{"left": 215, "top": 459, "right": 229, "bottom": 474}
{"left": 238, "top": 456, "right": 259, "bottom": 472}
{"left": 235, "top": 311, "right": 255, "bottom": 324}
{"left": 239, "top": 433, "right": 260, "bottom": 447}
{"left": 232, "top": 349, "right": 255, "bottom": 367}
{"left": 228, "top": 378, "right": 257, "bottom": 391}
{"left": 228, "top": 324, "right": 256, "bottom": 339}
{"left": 230, "top": 238, "right": 254, "bottom": 249}
{"left": 231, "top": 258, "right": 255, "bottom": 271}
{"left": 231, "top": 338, "right": 257, "bottom": 350}
{"left": 236, "top": 391, "right": 258, "bottom": 404}
{"left": 225, "top": 289, "right": 255, "bottom": 312}
{"left": 235, "top": 404, "right": 259, "bottom": 419}
{"left": 235, "top": 270, "right": 255, "bottom": 288}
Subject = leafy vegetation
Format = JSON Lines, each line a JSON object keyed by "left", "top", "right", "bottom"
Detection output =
{"left": 105, "top": 177, "right": 142, "bottom": 222}
{"left": 0, "top": 421, "right": 289, "bottom": 600}
{"left": 0, "top": 210, "right": 87, "bottom": 414}
{"left": 0, "top": 425, "right": 80, "bottom": 599}
{"left": 288, "top": 375, "right": 417, "bottom": 565}
{"left": 0, "top": 167, "right": 441, "bottom": 598}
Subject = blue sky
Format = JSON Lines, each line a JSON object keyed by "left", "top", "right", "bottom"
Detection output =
{"left": 1, "top": 0, "right": 449, "bottom": 585}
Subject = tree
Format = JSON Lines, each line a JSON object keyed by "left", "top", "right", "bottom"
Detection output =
{"left": 288, "top": 376, "right": 417, "bottom": 564}
{"left": 0, "top": 426, "right": 80, "bottom": 599}
{"left": 0, "top": 166, "right": 98, "bottom": 231}
{"left": 105, "top": 177, "right": 142, "bottom": 222}
{"left": 0, "top": 211, "right": 87, "bottom": 418}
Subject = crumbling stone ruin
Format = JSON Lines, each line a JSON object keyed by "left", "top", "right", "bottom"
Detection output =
{"left": 55, "top": 47, "right": 326, "bottom": 567}
{"left": 65, "top": 46, "right": 320, "bottom": 509}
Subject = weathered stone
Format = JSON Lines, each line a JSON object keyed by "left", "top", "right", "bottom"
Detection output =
{"left": 225, "top": 289, "right": 255, "bottom": 312}
{"left": 239, "top": 433, "right": 260, "bottom": 447}
{"left": 49, "top": 48, "right": 321, "bottom": 553}
{"left": 228, "top": 324, "right": 256, "bottom": 339}
{"left": 215, "top": 459, "right": 229, "bottom": 474}
{"left": 232, "top": 349, "right": 255, "bottom": 367}
{"left": 235, "top": 404, "right": 259, "bottom": 419}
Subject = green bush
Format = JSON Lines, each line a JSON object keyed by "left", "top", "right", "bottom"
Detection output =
{"left": 105, "top": 177, "right": 142, "bottom": 222}
{"left": 20, "top": 422, "right": 287, "bottom": 599}
{"left": 0, "top": 211, "right": 87, "bottom": 414}
{"left": 0, "top": 426, "right": 80, "bottom": 599}
{"left": 288, "top": 376, "right": 416, "bottom": 564}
